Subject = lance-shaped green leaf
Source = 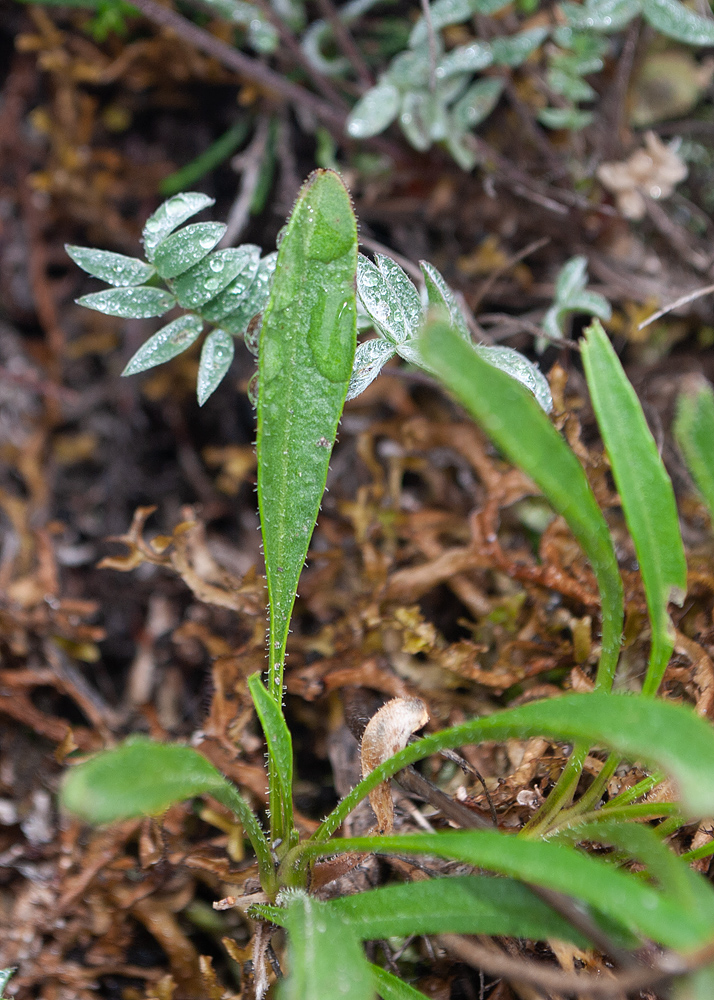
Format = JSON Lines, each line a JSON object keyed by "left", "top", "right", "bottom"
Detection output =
{"left": 436, "top": 40, "right": 493, "bottom": 77}
{"left": 581, "top": 320, "right": 686, "bottom": 696}
{"left": 76, "top": 287, "right": 176, "bottom": 318}
{"left": 197, "top": 329, "right": 235, "bottom": 406}
{"left": 370, "top": 967, "right": 430, "bottom": 1000}
{"left": 142, "top": 192, "right": 215, "bottom": 259}
{"left": 311, "top": 692, "right": 714, "bottom": 842}
{"left": 276, "top": 891, "right": 373, "bottom": 1000}
{"left": 258, "top": 876, "right": 589, "bottom": 945}
{"left": 642, "top": 0, "right": 714, "bottom": 44}
{"left": 346, "top": 80, "right": 401, "bottom": 139}
{"left": 201, "top": 245, "right": 262, "bottom": 322}
{"left": 172, "top": 248, "right": 258, "bottom": 309}
{"left": 420, "top": 318, "right": 623, "bottom": 689}
{"left": 153, "top": 222, "right": 226, "bottom": 279}
{"left": 65, "top": 246, "right": 156, "bottom": 287}
{"left": 451, "top": 77, "right": 504, "bottom": 130}
{"left": 257, "top": 170, "right": 357, "bottom": 700}
{"left": 248, "top": 672, "right": 294, "bottom": 846}
{"left": 122, "top": 314, "right": 203, "bottom": 375}
{"left": 561, "top": 0, "right": 641, "bottom": 32}
{"left": 60, "top": 736, "right": 274, "bottom": 884}
{"left": 674, "top": 380, "right": 714, "bottom": 521}
{"left": 299, "top": 828, "right": 714, "bottom": 951}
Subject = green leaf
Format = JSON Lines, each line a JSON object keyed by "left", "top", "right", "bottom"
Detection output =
{"left": 76, "top": 287, "right": 176, "bottom": 318}
{"left": 142, "top": 192, "right": 215, "bottom": 259}
{"left": 197, "top": 329, "right": 235, "bottom": 406}
{"left": 312, "top": 692, "right": 714, "bottom": 842}
{"left": 308, "top": 876, "right": 590, "bottom": 945}
{"left": 357, "top": 254, "right": 417, "bottom": 345}
{"left": 674, "top": 380, "right": 714, "bottom": 520}
{"left": 420, "top": 319, "right": 623, "bottom": 688}
{"left": 153, "top": 222, "right": 226, "bottom": 279}
{"left": 420, "top": 260, "right": 470, "bottom": 340}
{"left": 301, "top": 828, "right": 714, "bottom": 951}
{"left": 248, "top": 672, "right": 294, "bottom": 845}
{"left": 172, "top": 248, "right": 259, "bottom": 309}
{"left": 257, "top": 169, "right": 357, "bottom": 698}
{"left": 555, "top": 255, "right": 588, "bottom": 301}
{"left": 451, "top": 77, "right": 504, "bottom": 130}
{"left": 0, "top": 970, "right": 15, "bottom": 999}
{"left": 370, "top": 966, "right": 430, "bottom": 1000}
{"left": 399, "top": 91, "right": 434, "bottom": 151}
{"left": 347, "top": 338, "right": 397, "bottom": 400}
{"left": 122, "top": 314, "right": 203, "bottom": 375}
{"left": 474, "top": 345, "right": 553, "bottom": 413}
{"left": 581, "top": 320, "right": 687, "bottom": 695}
{"left": 490, "top": 27, "right": 549, "bottom": 67}
{"left": 215, "top": 251, "right": 276, "bottom": 335}
{"left": 346, "top": 80, "right": 401, "bottom": 139}
{"left": 562, "top": 819, "right": 714, "bottom": 914}
{"left": 642, "top": 0, "right": 714, "bottom": 44}
{"left": 388, "top": 49, "right": 433, "bottom": 90}
{"left": 159, "top": 120, "right": 252, "bottom": 197}
{"left": 674, "top": 965, "right": 714, "bottom": 1000}
{"left": 65, "top": 246, "right": 156, "bottom": 286}
{"left": 561, "top": 0, "right": 641, "bottom": 32}
{"left": 60, "top": 736, "right": 274, "bottom": 881}
{"left": 276, "top": 891, "right": 373, "bottom": 1000}
{"left": 547, "top": 67, "right": 597, "bottom": 101}
{"left": 436, "top": 41, "right": 493, "bottom": 78}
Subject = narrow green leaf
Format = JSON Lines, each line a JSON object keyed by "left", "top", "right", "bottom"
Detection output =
{"left": 276, "top": 891, "right": 373, "bottom": 1000}
{"left": 122, "top": 314, "right": 203, "bottom": 375}
{"left": 300, "top": 829, "right": 714, "bottom": 951}
{"left": 561, "top": 0, "right": 641, "bottom": 32}
{"left": 642, "top": 0, "right": 714, "bottom": 44}
{"left": 312, "top": 692, "right": 714, "bottom": 842}
{"left": 474, "top": 345, "right": 553, "bottom": 413}
{"left": 346, "top": 80, "right": 401, "bottom": 139}
{"left": 420, "top": 319, "right": 623, "bottom": 688}
{"left": 370, "top": 966, "right": 430, "bottom": 1000}
{"left": 199, "top": 244, "right": 261, "bottom": 321}
{"left": 159, "top": 121, "right": 251, "bottom": 197}
{"left": 153, "top": 222, "right": 226, "bottom": 279}
{"left": 60, "top": 736, "right": 274, "bottom": 880}
{"left": 674, "top": 380, "right": 714, "bottom": 520}
{"left": 538, "top": 106, "right": 595, "bottom": 130}
{"left": 257, "top": 169, "right": 357, "bottom": 698}
{"left": 215, "top": 251, "right": 276, "bottom": 335}
{"left": 555, "top": 255, "right": 588, "bottom": 301}
{"left": 65, "top": 246, "right": 156, "bottom": 286}
{"left": 172, "top": 248, "right": 258, "bottom": 309}
{"left": 581, "top": 320, "right": 686, "bottom": 695}
{"left": 142, "top": 192, "right": 215, "bottom": 259}
{"left": 563, "top": 819, "right": 714, "bottom": 915}
{"left": 420, "top": 260, "right": 470, "bottom": 340}
{"left": 76, "top": 287, "right": 175, "bottom": 318}
{"left": 197, "top": 329, "right": 235, "bottom": 406}
{"left": 248, "top": 672, "right": 294, "bottom": 845}
{"left": 321, "top": 876, "right": 590, "bottom": 945}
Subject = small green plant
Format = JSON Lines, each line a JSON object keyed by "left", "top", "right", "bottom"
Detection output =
{"left": 63, "top": 173, "right": 714, "bottom": 998}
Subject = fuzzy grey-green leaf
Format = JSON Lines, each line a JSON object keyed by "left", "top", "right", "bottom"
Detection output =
{"left": 197, "top": 328, "right": 235, "bottom": 405}
{"left": 357, "top": 254, "right": 413, "bottom": 344}
{"left": 642, "top": 0, "right": 714, "bottom": 44}
{"left": 142, "top": 192, "right": 215, "bottom": 259}
{"left": 122, "top": 314, "right": 203, "bottom": 375}
{"left": 201, "top": 245, "right": 262, "bottom": 322}
{"left": 172, "top": 248, "right": 257, "bottom": 309}
{"left": 76, "top": 287, "right": 176, "bottom": 318}
{"left": 217, "top": 252, "right": 277, "bottom": 335}
{"left": 153, "top": 223, "right": 226, "bottom": 279}
{"left": 346, "top": 80, "right": 401, "bottom": 138}
{"left": 65, "top": 246, "right": 156, "bottom": 287}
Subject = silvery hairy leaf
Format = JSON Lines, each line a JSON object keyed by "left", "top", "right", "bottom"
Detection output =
{"left": 172, "top": 248, "right": 258, "bottom": 309}
{"left": 76, "top": 287, "right": 175, "bottom": 319}
{"left": 142, "top": 192, "right": 215, "bottom": 259}
{"left": 475, "top": 344, "right": 553, "bottom": 413}
{"left": 346, "top": 80, "right": 401, "bottom": 139}
{"left": 197, "top": 329, "right": 235, "bottom": 406}
{"left": 346, "top": 338, "right": 397, "bottom": 400}
{"left": 122, "top": 314, "right": 204, "bottom": 376}
{"left": 153, "top": 223, "right": 227, "bottom": 280}
{"left": 65, "top": 246, "right": 155, "bottom": 287}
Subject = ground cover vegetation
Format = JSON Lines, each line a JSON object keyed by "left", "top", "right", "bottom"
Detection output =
{"left": 2, "top": 0, "right": 714, "bottom": 998}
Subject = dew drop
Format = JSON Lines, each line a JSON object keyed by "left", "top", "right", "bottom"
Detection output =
{"left": 210, "top": 257, "right": 225, "bottom": 272}
{"left": 199, "top": 234, "right": 216, "bottom": 250}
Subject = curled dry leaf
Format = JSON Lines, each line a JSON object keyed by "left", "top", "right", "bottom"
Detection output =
{"left": 597, "top": 131, "right": 687, "bottom": 220}
{"left": 360, "top": 696, "right": 429, "bottom": 833}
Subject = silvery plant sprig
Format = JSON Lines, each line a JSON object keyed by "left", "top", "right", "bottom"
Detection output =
{"left": 67, "top": 191, "right": 277, "bottom": 406}
{"left": 349, "top": 253, "right": 554, "bottom": 413}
